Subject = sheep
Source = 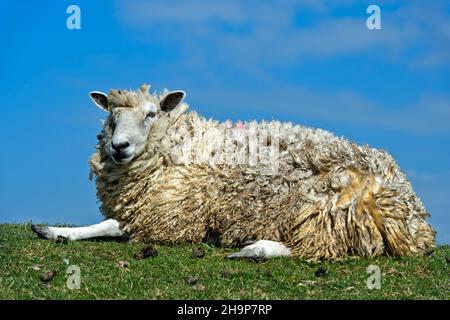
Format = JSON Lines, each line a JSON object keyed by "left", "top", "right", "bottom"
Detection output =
{"left": 31, "top": 84, "right": 436, "bottom": 261}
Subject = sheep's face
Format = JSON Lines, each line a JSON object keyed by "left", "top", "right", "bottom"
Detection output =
{"left": 89, "top": 84, "right": 185, "bottom": 164}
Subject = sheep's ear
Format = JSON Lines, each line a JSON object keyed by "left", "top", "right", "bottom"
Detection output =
{"left": 89, "top": 91, "right": 109, "bottom": 112}
{"left": 160, "top": 90, "right": 186, "bottom": 112}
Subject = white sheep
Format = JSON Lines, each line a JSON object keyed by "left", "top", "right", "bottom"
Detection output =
{"left": 32, "top": 84, "right": 436, "bottom": 261}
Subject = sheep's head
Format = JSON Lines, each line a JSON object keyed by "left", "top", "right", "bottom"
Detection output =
{"left": 89, "top": 84, "right": 185, "bottom": 164}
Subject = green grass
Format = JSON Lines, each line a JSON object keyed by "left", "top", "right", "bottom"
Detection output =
{"left": 0, "top": 223, "right": 448, "bottom": 300}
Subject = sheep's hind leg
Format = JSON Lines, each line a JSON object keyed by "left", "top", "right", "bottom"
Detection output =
{"left": 31, "top": 219, "right": 125, "bottom": 241}
{"left": 226, "top": 240, "right": 291, "bottom": 259}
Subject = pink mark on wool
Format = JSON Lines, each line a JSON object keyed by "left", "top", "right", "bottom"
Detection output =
{"left": 235, "top": 121, "right": 245, "bottom": 129}
{"left": 225, "top": 119, "right": 233, "bottom": 129}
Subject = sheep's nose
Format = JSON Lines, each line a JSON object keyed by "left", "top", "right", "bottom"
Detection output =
{"left": 112, "top": 141, "right": 130, "bottom": 151}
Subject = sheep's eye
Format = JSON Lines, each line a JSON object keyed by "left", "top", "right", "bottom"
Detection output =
{"left": 146, "top": 112, "right": 156, "bottom": 119}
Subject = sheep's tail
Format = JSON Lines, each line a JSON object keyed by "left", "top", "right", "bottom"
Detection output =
{"left": 370, "top": 188, "right": 436, "bottom": 256}
{"left": 288, "top": 169, "right": 435, "bottom": 261}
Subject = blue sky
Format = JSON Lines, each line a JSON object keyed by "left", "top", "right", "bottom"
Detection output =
{"left": 1, "top": 0, "right": 449, "bottom": 243}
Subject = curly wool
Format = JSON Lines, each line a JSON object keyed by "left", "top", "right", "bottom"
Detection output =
{"left": 89, "top": 91, "right": 435, "bottom": 261}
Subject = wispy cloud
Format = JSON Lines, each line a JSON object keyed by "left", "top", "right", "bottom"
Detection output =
{"left": 113, "top": 0, "right": 450, "bottom": 134}
{"left": 117, "top": 0, "right": 324, "bottom": 27}
{"left": 115, "top": 0, "right": 450, "bottom": 69}
{"left": 194, "top": 85, "right": 450, "bottom": 134}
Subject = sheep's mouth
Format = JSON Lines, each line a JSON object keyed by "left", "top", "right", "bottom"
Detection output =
{"left": 112, "top": 152, "right": 134, "bottom": 164}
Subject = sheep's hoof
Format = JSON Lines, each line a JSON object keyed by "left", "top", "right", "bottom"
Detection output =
{"left": 31, "top": 224, "right": 50, "bottom": 240}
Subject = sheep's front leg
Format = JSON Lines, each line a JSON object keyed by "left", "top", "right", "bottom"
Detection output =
{"left": 226, "top": 240, "right": 291, "bottom": 259}
{"left": 31, "top": 219, "right": 125, "bottom": 241}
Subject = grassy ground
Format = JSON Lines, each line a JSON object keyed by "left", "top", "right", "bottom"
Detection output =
{"left": 0, "top": 223, "right": 448, "bottom": 300}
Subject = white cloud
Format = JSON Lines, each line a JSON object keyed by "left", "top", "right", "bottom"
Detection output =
{"left": 193, "top": 85, "right": 450, "bottom": 134}
{"left": 115, "top": 0, "right": 450, "bottom": 69}
{"left": 112, "top": 0, "right": 450, "bottom": 134}
{"left": 117, "top": 0, "right": 324, "bottom": 26}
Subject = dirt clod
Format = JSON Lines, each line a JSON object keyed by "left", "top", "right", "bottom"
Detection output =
{"left": 40, "top": 270, "right": 56, "bottom": 282}
{"left": 134, "top": 245, "right": 158, "bottom": 260}
{"left": 185, "top": 276, "right": 198, "bottom": 285}
{"left": 191, "top": 247, "right": 205, "bottom": 258}
{"left": 314, "top": 267, "right": 327, "bottom": 277}
{"left": 55, "top": 236, "right": 69, "bottom": 244}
